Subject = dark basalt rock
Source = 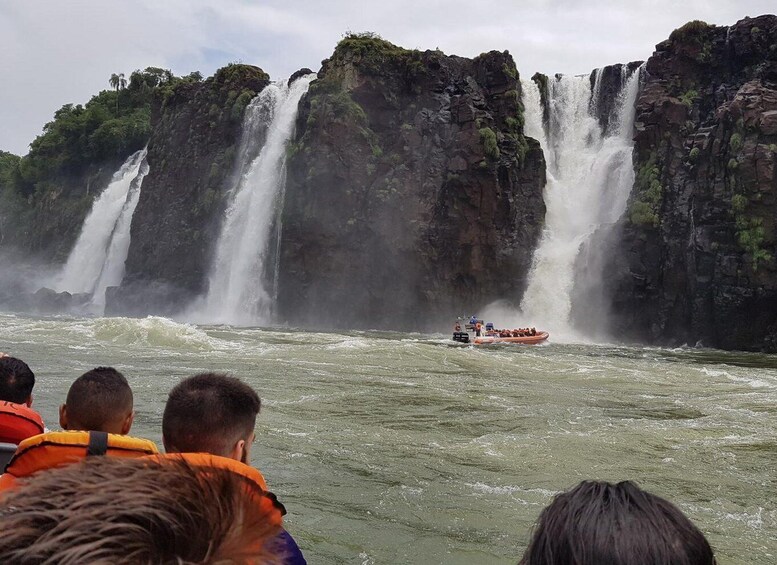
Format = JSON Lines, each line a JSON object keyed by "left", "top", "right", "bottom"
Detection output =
{"left": 276, "top": 37, "right": 546, "bottom": 331}
{"left": 289, "top": 68, "right": 314, "bottom": 86}
{"left": 108, "top": 64, "right": 271, "bottom": 316}
{"left": 590, "top": 61, "right": 643, "bottom": 134}
{"left": 605, "top": 15, "right": 777, "bottom": 351}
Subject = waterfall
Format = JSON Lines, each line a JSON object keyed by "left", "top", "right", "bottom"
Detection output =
{"left": 519, "top": 66, "right": 642, "bottom": 340}
{"left": 56, "top": 149, "right": 148, "bottom": 309}
{"left": 90, "top": 157, "right": 149, "bottom": 309}
{"left": 199, "top": 75, "right": 314, "bottom": 325}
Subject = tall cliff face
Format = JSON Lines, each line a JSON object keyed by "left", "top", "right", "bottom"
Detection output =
{"left": 107, "top": 65, "right": 270, "bottom": 315}
{"left": 277, "top": 35, "right": 546, "bottom": 330}
{"left": 608, "top": 16, "right": 777, "bottom": 350}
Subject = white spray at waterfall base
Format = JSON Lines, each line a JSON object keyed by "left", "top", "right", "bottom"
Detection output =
{"left": 55, "top": 148, "right": 149, "bottom": 312}
{"left": 484, "top": 68, "right": 642, "bottom": 342}
{"left": 196, "top": 75, "right": 315, "bottom": 326}
{"left": 522, "top": 68, "right": 642, "bottom": 341}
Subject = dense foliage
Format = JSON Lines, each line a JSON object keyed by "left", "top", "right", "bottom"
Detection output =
{"left": 0, "top": 67, "right": 201, "bottom": 254}
{"left": 5, "top": 68, "right": 199, "bottom": 198}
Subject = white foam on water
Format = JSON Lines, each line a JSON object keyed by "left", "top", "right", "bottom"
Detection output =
{"left": 90, "top": 316, "right": 221, "bottom": 350}
{"left": 466, "top": 482, "right": 557, "bottom": 498}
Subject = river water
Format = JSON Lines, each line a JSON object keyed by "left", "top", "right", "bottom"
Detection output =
{"left": 1, "top": 313, "right": 775, "bottom": 564}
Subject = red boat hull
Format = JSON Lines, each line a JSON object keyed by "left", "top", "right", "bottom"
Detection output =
{"left": 473, "top": 331, "right": 549, "bottom": 345}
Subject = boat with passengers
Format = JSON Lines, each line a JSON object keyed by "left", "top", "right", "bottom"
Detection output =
{"left": 451, "top": 316, "right": 549, "bottom": 345}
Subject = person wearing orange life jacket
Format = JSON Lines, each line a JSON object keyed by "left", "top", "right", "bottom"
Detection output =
{"left": 0, "top": 356, "right": 44, "bottom": 446}
{"left": 59, "top": 367, "right": 135, "bottom": 435}
{"left": 0, "top": 430, "right": 158, "bottom": 491}
{"left": 0, "top": 366, "right": 156, "bottom": 490}
{"left": 475, "top": 322, "right": 482, "bottom": 337}
{"left": 163, "top": 372, "right": 307, "bottom": 565}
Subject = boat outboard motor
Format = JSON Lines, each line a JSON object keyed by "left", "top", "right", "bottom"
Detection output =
{"left": 452, "top": 331, "right": 470, "bottom": 343}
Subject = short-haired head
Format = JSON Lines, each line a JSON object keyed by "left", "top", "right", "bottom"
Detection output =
{"left": 0, "top": 357, "right": 35, "bottom": 405}
{"left": 163, "top": 373, "right": 261, "bottom": 461}
{"left": 519, "top": 480, "right": 716, "bottom": 565}
{"left": 59, "top": 367, "right": 134, "bottom": 434}
{"left": 0, "top": 457, "right": 284, "bottom": 564}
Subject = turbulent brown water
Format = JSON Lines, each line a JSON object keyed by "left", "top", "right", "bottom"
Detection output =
{"left": 1, "top": 313, "right": 775, "bottom": 564}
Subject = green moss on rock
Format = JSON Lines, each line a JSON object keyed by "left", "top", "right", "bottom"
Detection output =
{"left": 479, "top": 127, "right": 500, "bottom": 160}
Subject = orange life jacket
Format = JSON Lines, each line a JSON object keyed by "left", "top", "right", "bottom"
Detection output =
{"left": 0, "top": 401, "right": 44, "bottom": 445}
{"left": 144, "top": 452, "right": 268, "bottom": 490}
{"left": 0, "top": 430, "right": 159, "bottom": 491}
{"left": 144, "top": 452, "right": 284, "bottom": 527}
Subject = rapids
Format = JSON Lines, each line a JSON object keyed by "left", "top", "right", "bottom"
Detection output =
{"left": 1, "top": 313, "right": 775, "bottom": 564}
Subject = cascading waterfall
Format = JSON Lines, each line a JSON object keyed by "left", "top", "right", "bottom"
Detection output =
{"left": 519, "top": 66, "right": 642, "bottom": 340}
{"left": 199, "top": 75, "right": 314, "bottom": 325}
{"left": 90, "top": 157, "right": 149, "bottom": 309}
{"left": 55, "top": 148, "right": 148, "bottom": 309}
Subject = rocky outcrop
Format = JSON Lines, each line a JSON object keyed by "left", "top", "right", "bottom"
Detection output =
{"left": 608, "top": 16, "right": 777, "bottom": 350}
{"left": 107, "top": 65, "right": 270, "bottom": 315}
{"left": 276, "top": 35, "right": 546, "bottom": 330}
{"left": 590, "top": 61, "right": 644, "bottom": 134}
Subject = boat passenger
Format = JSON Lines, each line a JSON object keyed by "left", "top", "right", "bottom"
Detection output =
{"left": 1, "top": 366, "right": 155, "bottom": 491}
{"left": 0, "top": 457, "right": 285, "bottom": 564}
{"left": 0, "top": 356, "right": 44, "bottom": 446}
{"left": 163, "top": 372, "right": 307, "bottom": 565}
{"left": 475, "top": 322, "right": 482, "bottom": 337}
{"left": 531, "top": 327, "right": 537, "bottom": 336}
{"left": 519, "top": 480, "right": 716, "bottom": 565}
{"left": 59, "top": 367, "right": 135, "bottom": 435}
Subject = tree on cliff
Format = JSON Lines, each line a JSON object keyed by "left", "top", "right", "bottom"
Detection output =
{"left": 109, "top": 73, "right": 127, "bottom": 114}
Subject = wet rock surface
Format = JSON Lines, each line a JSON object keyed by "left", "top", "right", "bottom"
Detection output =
{"left": 276, "top": 37, "right": 546, "bottom": 330}
{"left": 109, "top": 65, "right": 270, "bottom": 315}
{"left": 607, "top": 16, "right": 777, "bottom": 350}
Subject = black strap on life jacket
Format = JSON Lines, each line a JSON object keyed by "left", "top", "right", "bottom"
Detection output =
{"left": 86, "top": 431, "right": 109, "bottom": 456}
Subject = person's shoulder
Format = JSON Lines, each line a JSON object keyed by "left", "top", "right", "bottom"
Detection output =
{"left": 277, "top": 529, "right": 307, "bottom": 565}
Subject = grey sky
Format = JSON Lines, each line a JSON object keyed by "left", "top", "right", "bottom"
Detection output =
{"left": 1, "top": 0, "right": 773, "bottom": 155}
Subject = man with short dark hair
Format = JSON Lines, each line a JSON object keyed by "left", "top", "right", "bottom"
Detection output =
{"left": 59, "top": 367, "right": 134, "bottom": 435}
{"left": 0, "top": 356, "right": 36, "bottom": 406}
{"left": 163, "top": 372, "right": 259, "bottom": 461}
{"left": 163, "top": 373, "right": 306, "bottom": 564}
{"left": 0, "top": 356, "right": 44, "bottom": 445}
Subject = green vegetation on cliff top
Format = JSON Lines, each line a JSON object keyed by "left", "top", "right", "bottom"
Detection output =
{"left": 669, "top": 20, "right": 714, "bottom": 43}
{"left": 3, "top": 67, "right": 184, "bottom": 198}
{"left": 1, "top": 64, "right": 266, "bottom": 254}
{"left": 332, "top": 31, "right": 428, "bottom": 77}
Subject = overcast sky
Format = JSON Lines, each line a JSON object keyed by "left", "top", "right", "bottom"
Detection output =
{"left": 1, "top": 0, "right": 773, "bottom": 155}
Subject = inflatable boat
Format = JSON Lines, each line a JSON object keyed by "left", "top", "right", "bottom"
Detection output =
{"left": 473, "top": 331, "right": 549, "bottom": 345}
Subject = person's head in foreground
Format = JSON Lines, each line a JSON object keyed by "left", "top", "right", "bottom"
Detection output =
{"left": 0, "top": 356, "right": 35, "bottom": 405}
{"left": 0, "top": 457, "right": 285, "bottom": 564}
{"left": 59, "top": 367, "right": 134, "bottom": 434}
{"left": 163, "top": 372, "right": 260, "bottom": 462}
{"left": 519, "top": 480, "right": 716, "bottom": 565}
